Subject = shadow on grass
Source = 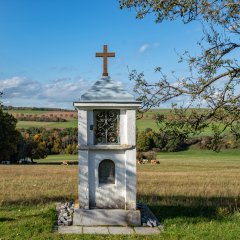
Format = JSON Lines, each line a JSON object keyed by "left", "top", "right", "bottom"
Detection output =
{"left": 138, "top": 194, "right": 240, "bottom": 221}
{"left": 36, "top": 162, "right": 78, "bottom": 165}
{"left": 9, "top": 162, "right": 78, "bottom": 165}
{"left": 0, "top": 217, "right": 15, "bottom": 222}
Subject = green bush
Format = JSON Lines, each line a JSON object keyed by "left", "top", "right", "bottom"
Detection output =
{"left": 137, "top": 129, "right": 157, "bottom": 151}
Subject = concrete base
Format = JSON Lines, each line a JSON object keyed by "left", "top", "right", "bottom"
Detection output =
{"left": 73, "top": 209, "right": 141, "bottom": 226}
{"left": 58, "top": 226, "right": 163, "bottom": 235}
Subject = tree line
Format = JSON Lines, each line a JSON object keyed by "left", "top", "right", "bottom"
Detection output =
{"left": 137, "top": 108, "right": 240, "bottom": 152}
{"left": 11, "top": 127, "right": 78, "bottom": 163}
{"left": 2, "top": 105, "right": 75, "bottom": 112}
{"left": 0, "top": 99, "right": 78, "bottom": 163}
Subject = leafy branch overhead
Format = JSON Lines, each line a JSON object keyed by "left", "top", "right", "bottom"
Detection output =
{"left": 120, "top": 0, "right": 240, "bottom": 147}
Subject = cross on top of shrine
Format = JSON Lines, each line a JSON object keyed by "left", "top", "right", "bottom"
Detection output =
{"left": 96, "top": 45, "right": 115, "bottom": 77}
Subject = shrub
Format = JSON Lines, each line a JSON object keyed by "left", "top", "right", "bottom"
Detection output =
{"left": 137, "top": 129, "right": 157, "bottom": 152}
{"left": 136, "top": 152, "right": 143, "bottom": 160}
{"left": 199, "top": 136, "right": 223, "bottom": 152}
{"left": 143, "top": 151, "right": 156, "bottom": 161}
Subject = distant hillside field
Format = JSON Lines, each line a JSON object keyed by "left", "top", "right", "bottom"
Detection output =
{"left": 5, "top": 108, "right": 78, "bottom": 129}
{"left": 6, "top": 108, "right": 163, "bottom": 130}
{"left": 17, "top": 120, "right": 78, "bottom": 129}
{"left": 5, "top": 108, "right": 230, "bottom": 135}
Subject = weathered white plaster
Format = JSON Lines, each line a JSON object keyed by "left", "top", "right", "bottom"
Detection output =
{"left": 120, "top": 109, "right": 127, "bottom": 144}
{"left": 78, "top": 110, "right": 88, "bottom": 145}
{"left": 126, "top": 110, "right": 136, "bottom": 146}
{"left": 78, "top": 145, "right": 133, "bottom": 150}
{"left": 125, "top": 149, "right": 137, "bottom": 210}
{"left": 87, "top": 110, "right": 94, "bottom": 145}
{"left": 78, "top": 150, "right": 89, "bottom": 209}
{"left": 73, "top": 209, "right": 141, "bottom": 226}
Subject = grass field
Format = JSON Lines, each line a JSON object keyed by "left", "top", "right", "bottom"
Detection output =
{"left": 17, "top": 120, "right": 78, "bottom": 129}
{"left": 15, "top": 117, "right": 158, "bottom": 130}
{"left": 6, "top": 108, "right": 162, "bottom": 130}
{"left": 16, "top": 119, "right": 227, "bottom": 136}
{"left": 36, "top": 154, "right": 78, "bottom": 163}
{"left": 11, "top": 108, "right": 229, "bottom": 136}
{"left": 1, "top": 149, "right": 240, "bottom": 239}
{"left": 16, "top": 119, "right": 156, "bottom": 130}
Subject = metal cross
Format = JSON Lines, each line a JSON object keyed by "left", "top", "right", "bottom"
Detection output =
{"left": 96, "top": 45, "right": 115, "bottom": 76}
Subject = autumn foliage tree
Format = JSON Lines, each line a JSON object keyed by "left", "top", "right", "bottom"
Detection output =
{"left": 23, "top": 133, "right": 48, "bottom": 162}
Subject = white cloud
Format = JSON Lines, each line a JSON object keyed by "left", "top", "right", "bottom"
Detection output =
{"left": 139, "top": 42, "right": 160, "bottom": 53}
{"left": 0, "top": 76, "right": 92, "bottom": 109}
{"left": 0, "top": 76, "right": 25, "bottom": 88}
{"left": 139, "top": 44, "right": 150, "bottom": 53}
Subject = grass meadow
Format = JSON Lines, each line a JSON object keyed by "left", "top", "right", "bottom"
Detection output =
{"left": 0, "top": 149, "right": 240, "bottom": 239}
{"left": 17, "top": 120, "right": 78, "bottom": 129}
{"left": 11, "top": 108, "right": 161, "bottom": 130}
{"left": 16, "top": 119, "right": 158, "bottom": 130}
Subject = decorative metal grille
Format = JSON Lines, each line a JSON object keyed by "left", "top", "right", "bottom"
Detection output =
{"left": 94, "top": 110, "right": 120, "bottom": 144}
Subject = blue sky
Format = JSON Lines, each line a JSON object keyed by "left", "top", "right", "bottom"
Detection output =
{"left": 0, "top": 0, "right": 203, "bottom": 108}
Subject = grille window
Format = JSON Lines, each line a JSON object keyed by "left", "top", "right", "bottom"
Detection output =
{"left": 94, "top": 110, "right": 120, "bottom": 144}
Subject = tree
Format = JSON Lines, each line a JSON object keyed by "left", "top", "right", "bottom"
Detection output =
{"left": 0, "top": 95, "right": 21, "bottom": 162}
{"left": 23, "top": 134, "right": 48, "bottom": 162}
{"left": 119, "top": 1, "right": 240, "bottom": 141}
{"left": 137, "top": 129, "right": 156, "bottom": 151}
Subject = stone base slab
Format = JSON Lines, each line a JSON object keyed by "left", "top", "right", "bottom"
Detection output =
{"left": 73, "top": 208, "right": 141, "bottom": 226}
{"left": 58, "top": 226, "right": 162, "bottom": 235}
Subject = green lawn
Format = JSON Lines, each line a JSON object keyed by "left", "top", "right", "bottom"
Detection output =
{"left": 137, "top": 119, "right": 158, "bottom": 131}
{"left": 36, "top": 154, "right": 78, "bottom": 163}
{"left": 157, "top": 148, "right": 240, "bottom": 161}
{"left": 39, "top": 149, "right": 240, "bottom": 164}
{"left": 1, "top": 204, "right": 239, "bottom": 239}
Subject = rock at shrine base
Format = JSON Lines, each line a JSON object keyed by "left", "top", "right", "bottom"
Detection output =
{"left": 73, "top": 209, "right": 141, "bottom": 226}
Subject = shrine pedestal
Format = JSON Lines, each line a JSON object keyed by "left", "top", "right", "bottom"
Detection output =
{"left": 73, "top": 209, "right": 141, "bottom": 226}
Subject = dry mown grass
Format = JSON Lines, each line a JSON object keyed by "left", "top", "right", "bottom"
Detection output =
{"left": 0, "top": 156, "right": 240, "bottom": 210}
{"left": 138, "top": 154, "right": 240, "bottom": 209}
{"left": 0, "top": 165, "right": 78, "bottom": 205}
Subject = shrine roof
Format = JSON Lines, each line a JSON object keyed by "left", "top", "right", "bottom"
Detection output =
{"left": 80, "top": 76, "right": 135, "bottom": 101}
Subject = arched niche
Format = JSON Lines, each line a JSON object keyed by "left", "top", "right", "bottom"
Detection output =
{"left": 98, "top": 159, "right": 115, "bottom": 184}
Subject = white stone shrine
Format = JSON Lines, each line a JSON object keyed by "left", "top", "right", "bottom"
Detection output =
{"left": 73, "top": 45, "right": 141, "bottom": 226}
